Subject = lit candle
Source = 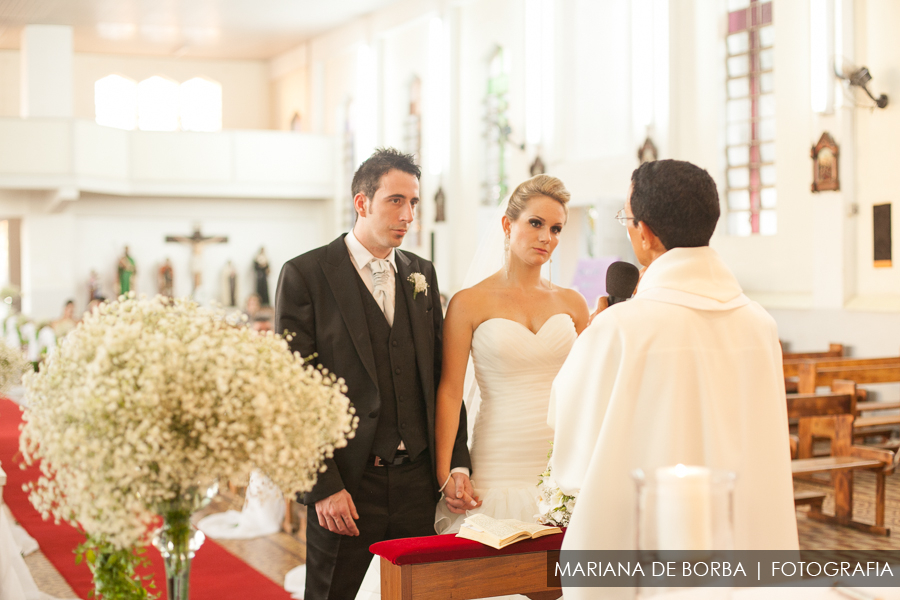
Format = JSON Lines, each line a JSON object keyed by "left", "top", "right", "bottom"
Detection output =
{"left": 655, "top": 464, "right": 713, "bottom": 550}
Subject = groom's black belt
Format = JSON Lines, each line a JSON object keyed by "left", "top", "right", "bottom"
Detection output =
{"left": 371, "top": 450, "right": 409, "bottom": 467}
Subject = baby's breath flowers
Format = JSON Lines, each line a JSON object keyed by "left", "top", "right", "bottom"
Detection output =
{"left": 20, "top": 294, "right": 356, "bottom": 549}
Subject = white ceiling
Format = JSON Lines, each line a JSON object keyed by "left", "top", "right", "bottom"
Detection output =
{"left": 0, "top": 0, "right": 402, "bottom": 60}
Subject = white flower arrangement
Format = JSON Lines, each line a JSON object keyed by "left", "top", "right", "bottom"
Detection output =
{"left": 20, "top": 294, "right": 357, "bottom": 549}
{"left": 536, "top": 443, "right": 578, "bottom": 528}
{"left": 0, "top": 338, "right": 27, "bottom": 392}
{"left": 407, "top": 273, "right": 428, "bottom": 299}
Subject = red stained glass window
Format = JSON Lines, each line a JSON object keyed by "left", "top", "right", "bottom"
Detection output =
{"left": 725, "top": 0, "right": 776, "bottom": 236}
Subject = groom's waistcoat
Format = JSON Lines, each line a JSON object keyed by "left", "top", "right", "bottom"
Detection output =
{"left": 355, "top": 271, "right": 428, "bottom": 463}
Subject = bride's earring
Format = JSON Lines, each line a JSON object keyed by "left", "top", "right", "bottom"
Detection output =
{"left": 504, "top": 235, "right": 511, "bottom": 278}
{"left": 549, "top": 257, "right": 553, "bottom": 289}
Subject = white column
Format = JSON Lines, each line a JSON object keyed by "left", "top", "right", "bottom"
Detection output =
{"left": 20, "top": 25, "right": 74, "bottom": 118}
{"left": 811, "top": 0, "right": 857, "bottom": 308}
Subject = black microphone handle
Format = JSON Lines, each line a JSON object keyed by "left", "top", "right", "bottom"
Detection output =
{"left": 607, "top": 295, "right": 630, "bottom": 306}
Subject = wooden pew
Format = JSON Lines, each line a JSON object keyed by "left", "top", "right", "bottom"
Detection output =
{"left": 796, "top": 360, "right": 900, "bottom": 393}
{"left": 786, "top": 354, "right": 900, "bottom": 380}
{"left": 788, "top": 392, "right": 897, "bottom": 535}
{"left": 783, "top": 343, "right": 845, "bottom": 361}
{"left": 782, "top": 345, "right": 845, "bottom": 392}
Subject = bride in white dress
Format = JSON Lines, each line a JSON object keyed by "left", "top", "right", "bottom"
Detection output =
{"left": 434, "top": 174, "right": 588, "bottom": 532}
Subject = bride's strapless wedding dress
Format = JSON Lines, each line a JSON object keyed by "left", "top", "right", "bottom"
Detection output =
{"left": 435, "top": 313, "right": 576, "bottom": 533}
{"left": 284, "top": 314, "right": 576, "bottom": 600}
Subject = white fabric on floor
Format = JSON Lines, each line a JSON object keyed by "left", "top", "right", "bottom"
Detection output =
{"left": 4, "top": 507, "right": 38, "bottom": 556}
{"left": 283, "top": 562, "right": 381, "bottom": 600}
{"left": 0, "top": 501, "right": 74, "bottom": 600}
{"left": 197, "top": 471, "right": 284, "bottom": 540}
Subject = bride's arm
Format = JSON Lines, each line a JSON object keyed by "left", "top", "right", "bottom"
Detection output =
{"left": 563, "top": 288, "right": 591, "bottom": 334}
{"left": 435, "top": 293, "right": 475, "bottom": 486}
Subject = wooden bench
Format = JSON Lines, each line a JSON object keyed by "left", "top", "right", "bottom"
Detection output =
{"left": 797, "top": 360, "right": 900, "bottom": 394}
{"left": 793, "top": 490, "right": 826, "bottom": 512}
{"left": 783, "top": 345, "right": 844, "bottom": 392}
{"left": 782, "top": 343, "right": 845, "bottom": 361}
{"left": 792, "top": 409, "right": 896, "bottom": 535}
{"left": 371, "top": 532, "right": 563, "bottom": 600}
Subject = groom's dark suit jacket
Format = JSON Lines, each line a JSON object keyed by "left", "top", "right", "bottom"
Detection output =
{"left": 274, "top": 234, "right": 471, "bottom": 505}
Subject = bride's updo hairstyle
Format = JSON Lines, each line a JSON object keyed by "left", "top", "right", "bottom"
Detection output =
{"left": 505, "top": 175, "right": 571, "bottom": 222}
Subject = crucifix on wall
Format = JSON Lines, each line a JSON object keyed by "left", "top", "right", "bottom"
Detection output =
{"left": 165, "top": 226, "right": 228, "bottom": 295}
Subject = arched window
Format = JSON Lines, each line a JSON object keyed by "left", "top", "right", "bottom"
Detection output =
{"left": 179, "top": 77, "right": 223, "bottom": 132}
{"left": 138, "top": 76, "right": 179, "bottom": 131}
{"left": 94, "top": 74, "right": 137, "bottom": 130}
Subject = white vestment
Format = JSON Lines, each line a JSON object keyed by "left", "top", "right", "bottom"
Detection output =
{"left": 550, "top": 247, "right": 797, "bottom": 598}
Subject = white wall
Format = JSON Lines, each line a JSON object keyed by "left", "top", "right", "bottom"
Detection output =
{"left": 0, "top": 50, "right": 271, "bottom": 130}
{"left": 6, "top": 194, "right": 328, "bottom": 319}
{"left": 855, "top": 0, "right": 900, "bottom": 300}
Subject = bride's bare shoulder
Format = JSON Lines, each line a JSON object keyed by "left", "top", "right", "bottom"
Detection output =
{"left": 554, "top": 285, "right": 590, "bottom": 331}
{"left": 446, "top": 276, "right": 504, "bottom": 323}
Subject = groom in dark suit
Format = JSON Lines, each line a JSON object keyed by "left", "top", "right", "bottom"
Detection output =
{"left": 275, "top": 148, "right": 474, "bottom": 600}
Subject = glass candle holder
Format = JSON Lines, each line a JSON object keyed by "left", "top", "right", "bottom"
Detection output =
{"left": 632, "top": 465, "right": 737, "bottom": 599}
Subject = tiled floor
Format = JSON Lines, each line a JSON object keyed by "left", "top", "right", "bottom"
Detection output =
{"left": 29, "top": 472, "right": 900, "bottom": 597}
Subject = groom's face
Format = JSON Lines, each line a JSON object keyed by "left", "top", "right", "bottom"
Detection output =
{"left": 354, "top": 169, "right": 420, "bottom": 257}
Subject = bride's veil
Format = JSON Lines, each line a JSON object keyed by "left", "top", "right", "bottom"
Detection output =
{"left": 458, "top": 195, "right": 510, "bottom": 444}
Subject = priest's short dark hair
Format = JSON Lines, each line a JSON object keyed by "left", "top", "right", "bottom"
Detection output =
{"left": 630, "top": 159, "right": 720, "bottom": 249}
{"left": 351, "top": 147, "right": 421, "bottom": 202}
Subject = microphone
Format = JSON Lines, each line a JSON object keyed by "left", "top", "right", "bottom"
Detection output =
{"left": 606, "top": 261, "right": 640, "bottom": 306}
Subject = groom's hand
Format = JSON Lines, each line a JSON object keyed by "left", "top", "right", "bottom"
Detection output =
{"left": 443, "top": 473, "right": 482, "bottom": 514}
{"left": 315, "top": 489, "right": 360, "bottom": 536}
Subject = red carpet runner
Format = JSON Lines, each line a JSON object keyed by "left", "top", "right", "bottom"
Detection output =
{"left": 0, "top": 397, "right": 293, "bottom": 600}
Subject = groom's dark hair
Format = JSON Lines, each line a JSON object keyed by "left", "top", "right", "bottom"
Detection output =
{"left": 351, "top": 147, "right": 421, "bottom": 203}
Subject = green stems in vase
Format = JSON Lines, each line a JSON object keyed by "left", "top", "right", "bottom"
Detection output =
{"left": 151, "top": 483, "right": 218, "bottom": 600}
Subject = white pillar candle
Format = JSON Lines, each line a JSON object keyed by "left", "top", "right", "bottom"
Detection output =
{"left": 654, "top": 464, "right": 713, "bottom": 550}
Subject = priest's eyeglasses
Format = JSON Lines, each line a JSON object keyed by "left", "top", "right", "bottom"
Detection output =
{"left": 615, "top": 209, "right": 637, "bottom": 227}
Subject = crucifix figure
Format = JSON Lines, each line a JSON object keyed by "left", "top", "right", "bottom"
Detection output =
{"left": 165, "top": 226, "right": 228, "bottom": 295}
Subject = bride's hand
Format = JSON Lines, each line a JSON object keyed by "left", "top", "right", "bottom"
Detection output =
{"left": 588, "top": 296, "right": 609, "bottom": 326}
{"left": 443, "top": 473, "right": 482, "bottom": 514}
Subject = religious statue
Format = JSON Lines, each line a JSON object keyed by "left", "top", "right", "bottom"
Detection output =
{"left": 254, "top": 247, "right": 270, "bottom": 306}
{"left": 88, "top": 270, "right": 103, "bottom": 304}
{"left": 158, "top": 258, "right": 174, "bottom": 298}
{"left": 638, "top": 136, "right": 658, "bottom": 164}
{"left": 222, "top": 260, "right": 238, "bottom": 307}
{"left": 116, "top": 247, "right": 136, "bottom": 295}
{"left": 529, "top": 154, "right": 546, "bottom": 176}
{"left": 165, "top": 226, "right": 228, "bottom": 297}
{"left": 434, "top": 186, "right": 446, "bottom": 223}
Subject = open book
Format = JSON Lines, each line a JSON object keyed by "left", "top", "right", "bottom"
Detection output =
{"left": 456, "top": 513, "right": 562, "bottom": 549}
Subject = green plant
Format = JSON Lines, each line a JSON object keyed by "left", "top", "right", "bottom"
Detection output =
{"left": 75, "top": 536, "right": 158, "bottom": 600}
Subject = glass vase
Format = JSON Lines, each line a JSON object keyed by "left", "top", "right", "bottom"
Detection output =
{"left": 151, "top": 482, "right": 218, "bottom": 600}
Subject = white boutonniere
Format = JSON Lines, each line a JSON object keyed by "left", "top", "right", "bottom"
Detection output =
{"left": 408, "top": 273, "right": 428, "bottom": 299}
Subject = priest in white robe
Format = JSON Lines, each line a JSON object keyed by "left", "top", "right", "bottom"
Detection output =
{"left": 550, "top": 160, "right": 797, "bottom": 597}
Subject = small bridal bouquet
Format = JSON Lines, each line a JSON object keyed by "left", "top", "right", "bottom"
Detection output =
{"left": 536, "top": 443, "right": 578, "bottom": 527}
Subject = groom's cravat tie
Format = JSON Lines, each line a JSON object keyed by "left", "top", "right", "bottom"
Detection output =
{"left": 369, "top": 258, "right": 394, "bottom": 327}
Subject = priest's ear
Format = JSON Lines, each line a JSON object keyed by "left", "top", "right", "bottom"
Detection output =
{"left": 636, "top": 221, "right": 667, "bottom": 254}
